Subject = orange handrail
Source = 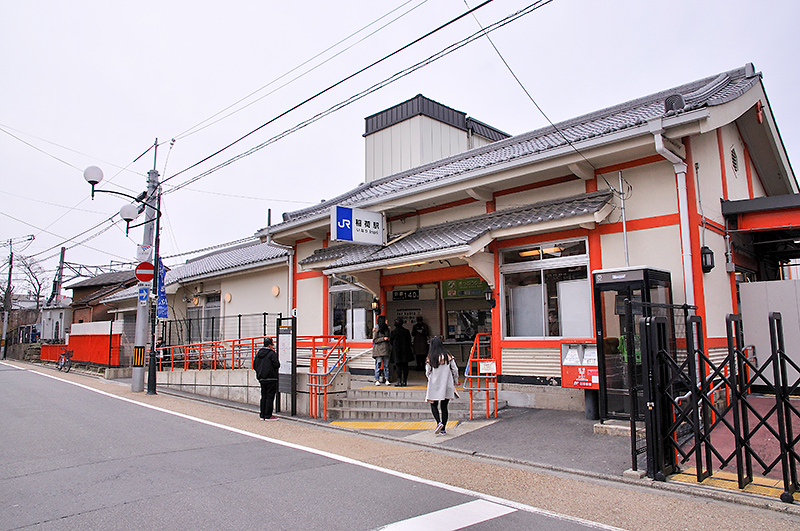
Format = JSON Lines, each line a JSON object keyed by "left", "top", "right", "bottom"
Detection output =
{"left": 303, "top": 335, "right": 348, "bottom": 419}
{"left": 157, "top": 335, "right": 272, "bottom": 372}
{"left": 463, "top": 332, "right": 498, "bottom": 419}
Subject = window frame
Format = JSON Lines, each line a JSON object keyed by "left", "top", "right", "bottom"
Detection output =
{"left": 500, "top": 237, "right": 591, "bottom": 340}
{"left": 328, "top": 276, "right": 373, "bottom": 341}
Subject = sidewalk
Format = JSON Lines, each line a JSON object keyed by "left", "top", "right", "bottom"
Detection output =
{"left": 58, "top": 365, "right": 800, "bottom": 509}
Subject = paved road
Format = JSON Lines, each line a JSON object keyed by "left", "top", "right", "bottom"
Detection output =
{"left": 0, "top": 362, "right": 612, "bottom": 530}
{"left": 4, "top": 360, "right": 800, "bottom": 530}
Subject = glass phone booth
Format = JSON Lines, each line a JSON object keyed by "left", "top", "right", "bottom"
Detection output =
{"left": 592, "top": 267, "right": 672, "bottom": 420}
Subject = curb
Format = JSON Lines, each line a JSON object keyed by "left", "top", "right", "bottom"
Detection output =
{"left": 155, "top": 387, "right": 800, "bottom": 517}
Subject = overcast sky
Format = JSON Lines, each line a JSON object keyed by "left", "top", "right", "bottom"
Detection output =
{"left": 1, "top": 0, "right": 798, "bottom": 295}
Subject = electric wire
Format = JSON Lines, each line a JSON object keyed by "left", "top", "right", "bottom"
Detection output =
{"left": 461, "top": 0, "right": 633, "bottom": 199}
{"left": 160, "top": 0, "right": 497, "bottom": 186}
{"left": 173, "top": 0, "right": 428, "bottom": 142}
{"left": 163, "top": 0, "right": 550, "bottom": 196}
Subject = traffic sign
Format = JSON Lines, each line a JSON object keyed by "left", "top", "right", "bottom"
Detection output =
{"left": 135, "top": 261, "right": 155, "bottom": 282}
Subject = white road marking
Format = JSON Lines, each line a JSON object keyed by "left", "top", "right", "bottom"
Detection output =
{"left": 376, "top": 499, "right": 516, "bottom": 530}
{"left": 6, "top": 361, "right": 623, "bottom": 531}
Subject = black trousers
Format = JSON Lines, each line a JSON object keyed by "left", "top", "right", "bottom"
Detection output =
{"left": 259, "top": 379, "right": 278, "bottom": 419}
{"left": 430, "top": 399, "right": 450, "bottom": 427}
{"left": 396, "top": 362, "right": 409, "bottom": 383}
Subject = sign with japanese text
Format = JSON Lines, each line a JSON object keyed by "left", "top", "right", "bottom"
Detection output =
{"left": 441, "top": 278, "right": 489, "bottom": 299}
{"left": 331, "top": 206, "right": 384, "bottom": 245}
{"left": 156, "top": 258, "right": 168, "bottom": 319}
{"left": 561, "top": 343, "right": 599, "bottom": 389}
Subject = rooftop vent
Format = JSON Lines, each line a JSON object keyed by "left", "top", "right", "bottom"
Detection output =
{"left": 664, "top": 94, "right": 686, "bottom": 113}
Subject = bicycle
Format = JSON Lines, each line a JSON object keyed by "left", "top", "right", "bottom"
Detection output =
{"left": 57, "top": 349, "right": 73, "bottom": 373}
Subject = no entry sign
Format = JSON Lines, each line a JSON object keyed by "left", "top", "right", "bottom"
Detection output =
{"left": 135, "top": 261, "right": 155, "bottom": 282}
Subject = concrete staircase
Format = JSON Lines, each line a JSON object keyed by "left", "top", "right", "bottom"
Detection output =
{"left": 328, "top": 382, "right": 507, "bottom": 420}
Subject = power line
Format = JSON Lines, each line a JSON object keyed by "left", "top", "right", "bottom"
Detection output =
{"left": 163, "top": 185, "right": 316, "bottom": 204}
{"left": 462, "top": 0, "right": 627, "bottom": 197}
{"left": 161, "top": 0, "right": 497, "bottom": 186}
{"left": 163, "top": 0, "right": 551, "bottom": 195}
{"left": 173, "top": 0, "right": 428, "bottom": 142}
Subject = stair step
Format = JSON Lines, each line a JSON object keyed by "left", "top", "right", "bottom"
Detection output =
{"left": 332, "top": 397, "right": 506, "bottom": 410}
{"left": 326, "top": 407, "right": 496, "bottom": 421}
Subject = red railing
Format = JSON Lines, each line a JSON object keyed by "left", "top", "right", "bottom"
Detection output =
{"left": 304, "top": 335, "right": 349, "bottom": 420}
{"left": 157, "top": 335, "right": 272, "bottom": 371}
{"left": 464, "top": 332, "right": 498, "bottom": 419}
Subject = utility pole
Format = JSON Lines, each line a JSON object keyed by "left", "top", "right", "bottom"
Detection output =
{"left": 1, "top": 239, "right": 12, "bottom": 359}
{"left": 131, "top": 142, "right": 159, "bottom": 393}
{"left": 46, "top": 247, "right": 66, "bottom": 307}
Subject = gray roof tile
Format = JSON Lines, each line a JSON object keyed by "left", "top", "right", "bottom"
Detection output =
{"left": 170, "top": 241, "right": 288, "bottom": 283}
{"left": 271, "top": 65, "right": 757, "bottom": 230}
{"left": 301, "top": 191, "right": 612, "bottom": 269}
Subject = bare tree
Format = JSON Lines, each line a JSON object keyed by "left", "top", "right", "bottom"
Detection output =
{"left": 15, "top": 255, "right": 48, "bottom": 311}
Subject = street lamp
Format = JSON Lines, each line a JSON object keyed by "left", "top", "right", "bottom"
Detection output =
{"left": 83, "top": 159, "right": 162, "bottom": 395}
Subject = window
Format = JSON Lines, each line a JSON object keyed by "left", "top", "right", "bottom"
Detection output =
{"left": 329, "top": 276, "right": 373, "bottom": 341}
{"left": 501, "top": 239, "right": 592, "bottom": 338}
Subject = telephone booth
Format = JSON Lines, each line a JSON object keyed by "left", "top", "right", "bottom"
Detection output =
{"left": 592, "top": 267, "right": 673, "bottom": 420}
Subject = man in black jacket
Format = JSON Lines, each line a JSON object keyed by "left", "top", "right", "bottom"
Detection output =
{"left": 253, "top": 337, "right": 280, "bottom": 420}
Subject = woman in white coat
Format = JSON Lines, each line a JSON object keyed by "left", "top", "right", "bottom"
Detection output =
{"left": 425, "top": 336, "right": 459, "bottom": 435}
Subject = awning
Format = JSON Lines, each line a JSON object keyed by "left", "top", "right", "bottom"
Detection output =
{"left": 299, "top": 191, "right": 613, "bottom": 283}
{"left": 723, "top": 194, "right": 800, "bottom": 263}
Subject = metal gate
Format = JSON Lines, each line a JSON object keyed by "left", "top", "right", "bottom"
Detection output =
{"left": 636, "top": 307, "right": 800, "bottom": 503}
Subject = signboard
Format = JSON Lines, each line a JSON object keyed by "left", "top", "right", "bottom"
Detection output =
{"left": 330, "top": 206, "right": 384, "bottom": 245}
{"left": 136, "top": 244, "right": 153, "bottom": 262}
{"left": 277, "top": 322, "right": 293, "bottom": 375}
{"left": 479, "top": 360, "right": 497, "bottom": 374}
{"left": 441, "top": 278, "right": 489, "bottom": 299}
{"left": 276, "top": 316, "right": 297, "bottom": 416}
{"left": 137, "top": 284, "right": 150, "bottom": 307}
{"left": 156, "top": 258, "right": 168, "bottom": 319}
{"left": 392, "top": 290, "right": 419, "bottom": 301}
{"left": 135, "top": 261, "right": 155, "bottom": 283}
{"left": 561, "top": 343, "right": 599, "bottom": 389}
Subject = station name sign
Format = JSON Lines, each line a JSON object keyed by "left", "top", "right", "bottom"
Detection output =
{"left": 331, "top": 206, "right": 385, "bottom": 246}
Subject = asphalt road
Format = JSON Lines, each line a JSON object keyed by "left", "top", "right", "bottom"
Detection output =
{"left": 0, "top": 362, "right": 612, "bottom": 530}
{"left": 3, "top": 360, "right": 800, "bottom": 531}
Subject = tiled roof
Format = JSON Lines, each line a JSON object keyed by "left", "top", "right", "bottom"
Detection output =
{"left": 170, "top": 241, "right": 288, "bottom": 283}
{"left": 272, "top": 65, "right": 758, "bottom": 229}
{"left": 72, "top": 284, "right": 132, "bottom": 306}
{"left": 100, "top": 241, "right": 289, "bottom": 304}
{"left": 66, "top": 270, "right": 136, "bottom": 289}
{"left": 301, "top": 191, "right": 612, "bottom": 269}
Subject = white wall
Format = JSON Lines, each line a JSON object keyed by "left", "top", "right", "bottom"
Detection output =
{"left": 296, "top": 276, "right": 324, "bottom": 336}
{"left": 366, "top": 115, "right": 470, "bottom": 182}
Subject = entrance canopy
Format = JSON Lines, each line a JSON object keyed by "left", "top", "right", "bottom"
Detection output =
{"left": 723, "top": 194, "right": 800, "bottom": 265}
{"left": 299, "top": 191, "right": 613, "bottom": 285}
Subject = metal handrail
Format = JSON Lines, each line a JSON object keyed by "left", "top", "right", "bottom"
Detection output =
{"left": 157, "top": 335, "right": 272, "bottom": 371}
{"left": 464, "top": 332, "right": 498, "bottom": 419}
{"left": 305, "top": 335, "right": 349, "bottom": 419}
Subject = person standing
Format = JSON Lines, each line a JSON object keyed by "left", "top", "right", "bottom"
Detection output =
{"left": 390, "top": 317, "right": 413, "bottom": 387}
{"left": 253, "top": 337, "right": 280, "bottom": 420}
{"left": 372, "top": 315, "right": 391, "bottom": 385}
{"left": 411, "top": 316, "right": 430, "bottom": 370}
{"left": 425, "top": 336, "right": 459, "bottom": 435}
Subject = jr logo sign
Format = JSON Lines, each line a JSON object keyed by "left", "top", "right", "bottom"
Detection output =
{"left": 331, "top": 206, "right": 384, "bottom": 245}
{"left": 335, "top": 206, "right": 353, "bottom": 241}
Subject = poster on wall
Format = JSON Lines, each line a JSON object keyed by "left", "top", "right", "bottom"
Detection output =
{"left": 441, "top": 278, "right": 488, "bottom": 299}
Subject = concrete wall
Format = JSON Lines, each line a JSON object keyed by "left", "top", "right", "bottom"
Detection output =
{"left": 154, "top": 368, "right": 351, "bottom": 417}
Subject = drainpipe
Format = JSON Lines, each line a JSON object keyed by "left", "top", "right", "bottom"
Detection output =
{"left": 652, "top": 126, "right": 693, "bottom": 305}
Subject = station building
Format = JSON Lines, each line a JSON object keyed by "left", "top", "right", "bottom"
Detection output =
{"left": 256, "top": 63, "right": 797, "bottom": 410}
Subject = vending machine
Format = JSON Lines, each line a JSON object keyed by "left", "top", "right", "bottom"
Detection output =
{"left": 592, "top": 267, "right": 673, "bottom": 420}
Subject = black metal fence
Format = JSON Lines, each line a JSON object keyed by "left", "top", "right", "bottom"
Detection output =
{"left": 160, "top": 312, "right": 282, "bottom": 347}
{"left": 633, "top": 304, "right": 800, "bottom": 503}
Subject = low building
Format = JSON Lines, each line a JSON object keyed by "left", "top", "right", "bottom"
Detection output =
{"left": 257, "top": 63, "right": 797, "bottom": 410}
